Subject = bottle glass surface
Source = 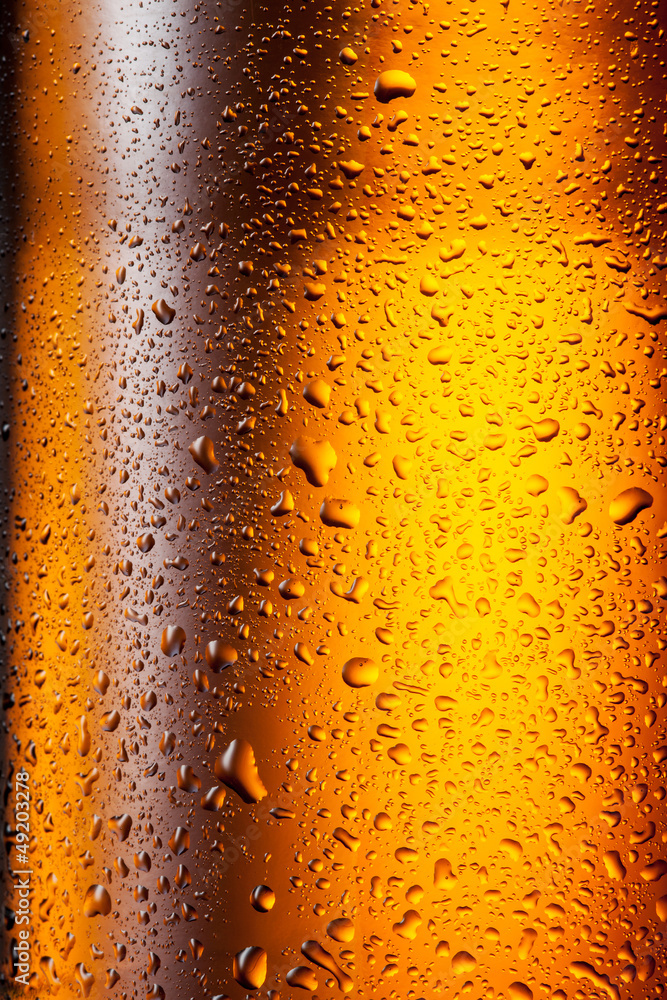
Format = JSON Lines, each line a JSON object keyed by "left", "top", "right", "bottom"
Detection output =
{"left": 1, "top": 0, "right": 666, "bottom": 998}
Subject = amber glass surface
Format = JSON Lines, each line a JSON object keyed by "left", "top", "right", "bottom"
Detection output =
{"left": 1, "top": 0, "right": 666, "bottom": 998}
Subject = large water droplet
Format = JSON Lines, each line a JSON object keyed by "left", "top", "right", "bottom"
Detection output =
{"left": 214, "top": 739, "right": 267, "bottom": 803}
{"left": 374, "top": 70, "right": 416, "bottom": 103}
{"left": 151, "top": 298, "right": 176, "bottom": 324}
{"left": 609, "top": 486, "right": 653, "bottom": 525}
{"left": 233, "top": 946, "right": 267, "bottom": 990}
{"left": 189, "top": 435, "right": 219, "bottom": 474}
{"left": 342, "top": 657, "right": 378, "bottom": 688}
{"left": 83, "top": 885, "right": 111, "bottom": 917}
{"left": 161, "top": 625, "right": 186, "bottom": 656}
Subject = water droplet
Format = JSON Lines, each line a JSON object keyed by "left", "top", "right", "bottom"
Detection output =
{"left": 177, "top": 765, "right": 201, "bottom": 793}
{"left": 205, "top": 639, "right": 238, "bottom": 672}
{"left": 161, "top": 625, "right": 186, "bottom": 656}
{"left": 452, "top": 951, "right": 476, "bottom": 975}
{"left": 290, "top": 436, "right": 337, "bottom": 487}
{"left": 250, "top": 885, "right": 276, "bottom": 912}
{"left": 189, "top": 435, "right": 219, "bottom": 474}
{"left": 83, "top": 885, "right": 111, "bottom": 917}
{"left": 214, "top": 739, "right": 267, "bottom": 803}
{"left": 327, "top": 917, "right": 354, "bottom": 942}
{"left": 609, "top": 487, "right": 653, "bottom": 525}
{"left": 168, "top": 826, "right": 190, "bottom": 856}
{"left": 508, "top": 983, "right": 533, "bottom": 1000}
{"left": 303, "top": 378, "right": 331, "bottom": 409}
{"left": 339, "top": 46, "right": 358, "bottom": 65}
{"left": 374, "top": 70, "right": 417, "bottom": 103}
{"left": 342, "top": 657, "right": 378, "bottom": 688}
{"left": 151, "top": 298, "right": 176, "bottom": 325}
{"left": 286, "top": 966, "right": 318, "bottom": 991}
{"left": 320, "top": 498, "right": 360, "bottom": 529}
{"left": 136, "top": 533, "right": 155, "bottom": 553}
{"left": 233, "top": 946, "right": 267, "bottom": 990}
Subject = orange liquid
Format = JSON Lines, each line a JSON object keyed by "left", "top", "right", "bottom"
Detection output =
{"left": 3, "top": 1, "right": 666, "bottom": 997}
